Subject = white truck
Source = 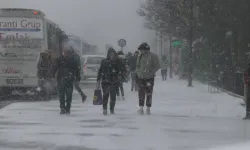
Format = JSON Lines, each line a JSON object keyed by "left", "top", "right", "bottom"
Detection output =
{"left": 0, "top": 8, "right": 66, "bottom": 99}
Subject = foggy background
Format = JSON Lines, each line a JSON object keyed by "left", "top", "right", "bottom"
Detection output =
{"left": 0, "top": 0, "right": 152, "bottom": 52}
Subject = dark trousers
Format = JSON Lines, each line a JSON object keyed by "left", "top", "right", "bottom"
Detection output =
{"left": 74, "top": 82, "right": 85, "bottom": 97}
{"left": 138, "top": 78, "right": 155, "bottom": 107}
{"left": 131, "top": 72, "right": 138, "bottom": 91}
{"left": 246, "top": 86, "right": 250, "bottom": 116}
{"left": 58, "top": 79, "right": 74, "bottom": 111}
{"left": 102, "top": 83, "right": 117, "bottom": 111}
{"left": 161, "top": 69, "right": 167, "bottom": 80}
{"left": 116, "top": 83, "right": 124, "bottom": 97}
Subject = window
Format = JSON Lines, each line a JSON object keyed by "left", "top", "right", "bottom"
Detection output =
{"left": 86, "top": 57, "right": 104, "bottom": 64}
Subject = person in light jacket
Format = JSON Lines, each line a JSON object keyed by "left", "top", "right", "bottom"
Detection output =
{"left": 136, "top": 42, "right": 160, "bottom": 115}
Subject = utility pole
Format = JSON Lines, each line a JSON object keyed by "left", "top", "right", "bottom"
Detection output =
{"left": 169, "top": 34, "right": 173, "bottom": 78}
{"left": 188, "top": 0, "right": 193, "bottom": 87}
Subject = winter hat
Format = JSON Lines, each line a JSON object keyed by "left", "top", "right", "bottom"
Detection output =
{"left": 138, "top": 42, "right": 150, "bottom": 51}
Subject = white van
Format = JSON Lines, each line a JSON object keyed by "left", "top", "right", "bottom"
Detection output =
{"left": 81, "top": 55, "right": 105, "bottom": 80}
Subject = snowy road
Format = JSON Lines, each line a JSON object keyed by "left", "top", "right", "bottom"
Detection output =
{"left": 0, "top": 77, "right": 250, "bottom": 150}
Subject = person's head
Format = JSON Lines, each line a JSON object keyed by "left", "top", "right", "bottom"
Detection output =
{"left": 117, "top": 51, "right": 124, "bottom": 55}
{"left": 162, "top": 55, "right": 166, "bottom": 60}
{"left": 134, "top": 50, "right": 139, "bottom": 56}
{"left": 128, "top": 52, "right": 132, "bottom": 56}
{"left": 107, "top": 47, "right": 117, "bottom": 60}
{"left": 138, "top": 42, "right": 150, "bottom": 54}
{"left": 62, "top": 43, "right": 70, "bottom": 56}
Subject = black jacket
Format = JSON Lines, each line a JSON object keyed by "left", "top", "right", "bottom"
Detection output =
{"left": 97, "top": 49, "right": 125, "bottom": 84}
{"left": 97, "top": 58, "right": 124, "bottom": 84}
{"left": 52, "top": 52, "right": 81, "bottom": 83}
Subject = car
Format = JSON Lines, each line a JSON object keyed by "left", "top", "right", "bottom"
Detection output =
{"left": 80, "top": 55, "right": 105, "bottom": 80}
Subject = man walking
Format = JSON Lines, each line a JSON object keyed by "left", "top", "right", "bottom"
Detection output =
{"left": 160, "top": 55, "right": 168, "bottom": 81}
{"left": 52, "top": 45, "right": 81, "bottom": 114}
{"left": 136, "top": 43, "right": 160, "bottom": 115}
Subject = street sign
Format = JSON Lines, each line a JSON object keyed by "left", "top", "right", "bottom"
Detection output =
{"left": 118, "top": 39, "right": 126, "bottom": 48}
{"left": 172, "top": 40, "right": 182, "bottom": 47}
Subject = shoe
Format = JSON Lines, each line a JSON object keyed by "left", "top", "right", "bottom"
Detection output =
{"left": 110, "top": 109, "right": 115, "bottom": 114}
{"left": 103, "top": 109, "right": 108, "bottom": 115}
{"left": 137, "top": 107, "right": 144, "bottom": 115}
{"left": 122, "top": 96, "right": 125, "bottom": 100}
{"left": 243, "top": 113, "right": 250, "bottom": 120}
{"left": 60, "top": 109, "right": 66, "bottom": 114}
{"left": 146, "top": 107, "right": 151, "bottom": 115}
{"left": 82, "top": 94, "right": 87, "bottom": 103}
{"left": 65, "top": 109, "right": 70, "bottom": 115}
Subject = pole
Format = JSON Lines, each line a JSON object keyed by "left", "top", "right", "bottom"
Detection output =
{"left": 188, "top": 0, "right": 193, "bottom": 87}
{"left": 169, "top": 34, "right": 173, "bottom": 78}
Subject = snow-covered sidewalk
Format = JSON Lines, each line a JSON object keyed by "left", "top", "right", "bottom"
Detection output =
{"left": 0, "top": 77, "right": 249, "bottom": 150}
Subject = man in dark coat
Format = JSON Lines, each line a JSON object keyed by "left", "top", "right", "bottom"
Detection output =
{"left": 52, "top": 45, "right": 81, "bottom": 114}
{"left": 97, "top": 48, "right": 124, "bottom": 115}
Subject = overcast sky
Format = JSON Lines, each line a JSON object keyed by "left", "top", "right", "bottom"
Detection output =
{"left": 0, "top": 0, "right": 152, "bottom": 52}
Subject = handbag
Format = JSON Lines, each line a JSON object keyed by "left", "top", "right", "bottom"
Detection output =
{"left": 93, "top": 82, "right": 103, "bottom": 105}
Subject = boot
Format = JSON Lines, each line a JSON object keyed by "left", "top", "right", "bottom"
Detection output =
{"left": 146, "top": 107, "right": 151, "bottom": 115}
{"left": 110, "top": 108, "right": 115, "bottom": 114}
{"left": 137, "top": 106, "right": 144, "bottom": 115}
{"left": 103, "top": 109, "right": 108, "bottom": 115}
{"left": 65, "top": 109, "right": 70, "bottom": 115}
{"left": 60, "top": 109, "right": 66, "bottom": 114}
{"left": 243, "top": 112, "right": 250, "bottom": 120}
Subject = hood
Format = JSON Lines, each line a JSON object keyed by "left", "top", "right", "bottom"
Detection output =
{"left": 106, "top": 48, "right": 116, "bottom": 60}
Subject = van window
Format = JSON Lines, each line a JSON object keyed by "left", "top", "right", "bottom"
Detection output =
{"left": 86, "top": 57, "right": 104, "bottom": 64}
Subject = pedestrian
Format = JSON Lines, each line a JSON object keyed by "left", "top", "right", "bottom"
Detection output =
{"left": 70, "top": 47, "right": 87, "bottom": 103}
{"left": 160, "top": 55, "right": 168, "bottom": 81}
{"left": 97, "top": 48, "right": 123, "bottom": 115}
{"left": 37, "top": 49, "right": 53, "bottom": 100}
{"left": 116, "top": 50, "right": 127, "bottom": 100}
{"left": 136, "top": 42, "right": 160, "bottom": 115}
{"left": 128, "top": 51, "right": 139, "bottom": 91}
{"left": 52, "top": 44, "right": 81, "bottom": 115}
{"left": 244, "top": 62, "right": 250, "bottom": 120}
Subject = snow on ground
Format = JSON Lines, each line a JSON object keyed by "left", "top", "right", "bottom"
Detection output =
{"left": 0, "top": 77, "right": 250, "bottom": 150}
